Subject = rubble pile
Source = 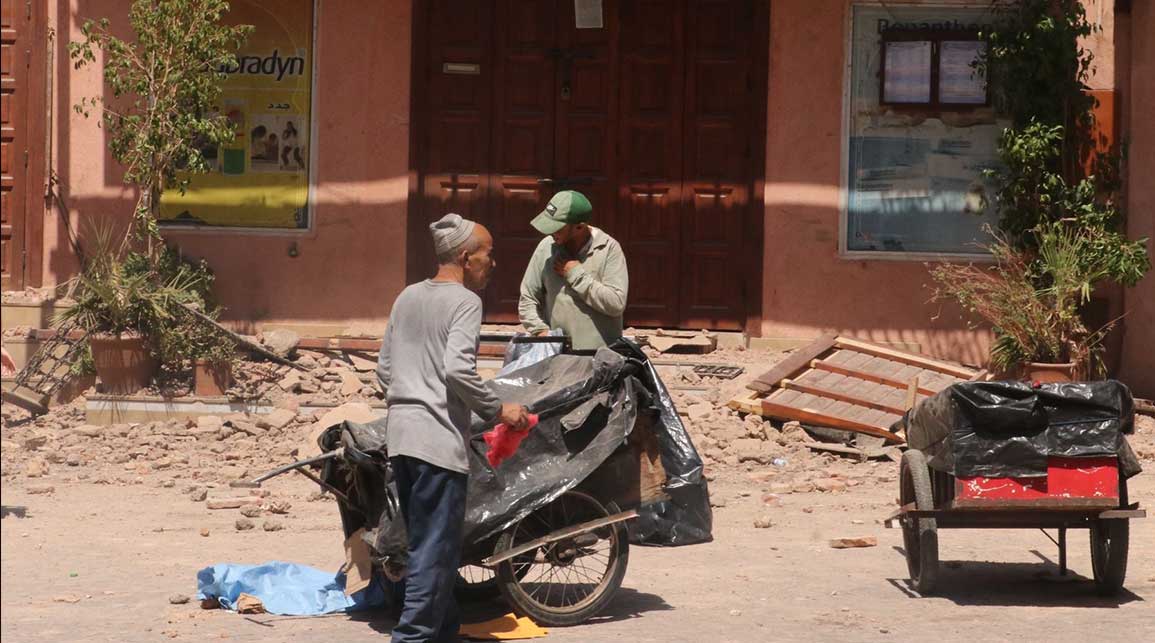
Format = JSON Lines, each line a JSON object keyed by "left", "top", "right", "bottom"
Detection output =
{"left": 228, "top": 349, "right": 383, "bottom": 406}
{"left": 0, "top": 394, "right": 366, "bottom": 489}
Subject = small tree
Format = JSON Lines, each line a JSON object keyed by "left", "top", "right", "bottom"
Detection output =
{"left": 69, "top": 0, "right": 252, "bottom": 249}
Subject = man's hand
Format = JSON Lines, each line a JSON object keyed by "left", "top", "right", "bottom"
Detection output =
{"left": 552, "top": 256, "right": 580, "bottom": 278}
{"left": 498, "top": 403, "right": 530, "bottom": 430}
{"left": 533, "top": 330, "right": 549, "bottom": 337}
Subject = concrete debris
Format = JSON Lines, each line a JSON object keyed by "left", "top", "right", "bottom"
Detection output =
{"left": 753, "top": 516, "right": 773, "bottom": 528}
{"left": 262, "top": 519, "right": 284, "bottom": 532}
{"left": 266, "top": 500, "right": 292, "bottom": 514}
{"left": 257, "top": 408, "right": 297, "bottom": 431}
{"left": 168, "top": 594, "right": 191, "bottom": 605}
{"left": 240, "top": 506, "right": 263, "bottom": 518}
{"left": 278, "top": 370, "right": 303, "bottom": 392}
{"left": 27, "top": 484, "right": 55, "bottom": 495}
{"left": 260, "top": 329, "right": 301, "bottom": 359}
{"left": 829, "top": 537, "right": 878, "bottom": 549}
{"left": 235, "top": 518, "right": 255, "bottom": 531}
{"left": 72, "top": 425, "right": 103, "bottom": 438}
{"left": 646, "top": 329, "right": 717, "bottom": 354}
{"left": 207, "top": 497, "right": 261, "bottom": 510}
{"left": 24, "top": 459, "right": 48, "bottom": 478}
{"left": 340, "top": 372, "right": 363, "bottom": 397}
{"left": 347, "top": 353, "right": 378, "bottom": 372}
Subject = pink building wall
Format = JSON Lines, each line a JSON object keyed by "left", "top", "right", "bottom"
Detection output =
{"left": 760, "top": 0, "right": 997, "bottom": 366}
{"left": 43, "top": 0, "right": 413, "bottom": 334}
{"left": 34, "top": 1, "right": 1148, "bottom": 389}
{"left": 1119, "top": 0, "right": 1155, "bottom": 398}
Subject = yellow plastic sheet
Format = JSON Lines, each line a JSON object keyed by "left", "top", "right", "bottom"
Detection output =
{"left": 459, "top": 613, "right": 549, "bottom": 640}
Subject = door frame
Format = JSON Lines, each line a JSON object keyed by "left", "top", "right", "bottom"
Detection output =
{"left": 406, "top": 0, "right": 769, "bottom": 336}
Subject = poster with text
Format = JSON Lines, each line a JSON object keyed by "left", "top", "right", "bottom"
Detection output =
{"left": 159, "top": 0, "right": 313, "bottom": 229}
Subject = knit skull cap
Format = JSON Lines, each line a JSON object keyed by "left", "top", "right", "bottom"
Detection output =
{"left": 429, "top": 213, "right": 477, "bottom": 256}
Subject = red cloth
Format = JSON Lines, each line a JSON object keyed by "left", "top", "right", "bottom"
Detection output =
{"left": 483, "top": 414, "right": 539, "bottom": 467}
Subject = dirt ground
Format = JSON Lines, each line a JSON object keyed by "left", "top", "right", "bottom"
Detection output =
{"left": 3, "top": 346, "right": 1155, "bottom": 642}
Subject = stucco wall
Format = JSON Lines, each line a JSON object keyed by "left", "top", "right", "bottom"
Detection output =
{"left": 1119, "top": 0, "right": 1155, "bottom": 397}
{"left": 760, "top": 0, "right": 1126, "bottom": 369}
{"left": 43, "top": 0, "right": 412, "bottom": 332}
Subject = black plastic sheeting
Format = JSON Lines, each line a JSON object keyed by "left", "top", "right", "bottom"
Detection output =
{"left": 316, "top": 339, "right": 712, "bottom": 571}
{"left": 896, "top": 380, "right": 1141, "bottom": 479}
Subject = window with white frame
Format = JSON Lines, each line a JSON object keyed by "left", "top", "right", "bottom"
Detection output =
{"left": 845, "top": 4, "right": 1005, "bottom": 256}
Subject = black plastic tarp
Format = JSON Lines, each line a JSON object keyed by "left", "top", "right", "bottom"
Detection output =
{"left": 895, "top": 380, "right": 1141, "bottom": 479}
{"left": 320, "top": 340, "right": 712, "bottom": 570}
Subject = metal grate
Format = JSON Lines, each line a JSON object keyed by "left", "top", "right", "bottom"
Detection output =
{"left": 3, "top": 321, "right": 89, "bottom": 415}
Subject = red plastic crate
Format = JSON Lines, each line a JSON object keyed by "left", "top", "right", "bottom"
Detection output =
{"left": 953, "top": 456, "right": 1119, "bottom": 509}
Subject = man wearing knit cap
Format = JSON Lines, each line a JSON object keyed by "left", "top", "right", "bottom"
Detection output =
{"left": 519, "top": 190, "right": 629, "bottom": 351}
{"left": 378, "top": 213, "right": 529, "bottom": 643}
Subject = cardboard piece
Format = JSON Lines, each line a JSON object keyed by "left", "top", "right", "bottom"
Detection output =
{"left": 236, "top": 593, "right": 267, "bottom": 614}
{"left": 344, "top": 528, "right": 373, "bottom": 596}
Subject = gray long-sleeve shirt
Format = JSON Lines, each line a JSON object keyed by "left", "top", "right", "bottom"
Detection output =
{"left": 377, "top": 280, "right": 502, "bottom": 473}
{"left": 518, "top": 227, "right": 628, "bottom": 351}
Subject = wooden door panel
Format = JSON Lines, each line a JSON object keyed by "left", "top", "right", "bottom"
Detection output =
{"left": 1, "top": 0, "right": 27, "bottom": 290}
{"left": 680, "top": 0, "right": 752, "bottom": 330}
{"left": 617, "top": 0, "right": 682, "bottom": 327}
{"left": 415, "top": 1, "right": 494, "bottom": 278}
{"left": 413, "top": 0, "right": 762, "bottom": 331}
{"left": 487, "top": 0, "right": 557, "bottom": 320}
{"left": 553, "top": 0, "right": 617, "bottom": 241}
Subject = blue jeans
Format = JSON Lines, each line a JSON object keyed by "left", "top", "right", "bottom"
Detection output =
{"left": 389, "top": 455, "right": 468, "bottom": 643}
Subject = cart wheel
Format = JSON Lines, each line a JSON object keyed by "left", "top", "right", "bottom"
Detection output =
{"left": 456, "top": 565, "right": 500, "bottom": 601}
{"left": 493, "top": 490, "right": 629, "bottom": 626}
{"left": 1090, "top": 519, "right": 1129, "bottom": 596}
{"left": 456, "top": 562, "right": 530, "bottom": 601}
{"left": 900, "top": 450, "right": 938, "bottom": 595}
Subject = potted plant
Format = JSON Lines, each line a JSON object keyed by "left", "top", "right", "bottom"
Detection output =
{"left": 58, "top": 235, "right": 228, "bottom": 394}
{"left": 930, "top": 2, "right": 1149, "bottom": 381}
{"left": 931, "top": 220, "right": 1141, "bottom": 381}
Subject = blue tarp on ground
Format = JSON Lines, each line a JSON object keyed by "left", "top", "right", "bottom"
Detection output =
{"left": 196, "top": 561, "right": 386, "bottom": 616}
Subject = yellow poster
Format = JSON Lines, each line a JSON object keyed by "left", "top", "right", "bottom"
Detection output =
{"left": 160, "top": 0, "right": 313, "bottom": 229}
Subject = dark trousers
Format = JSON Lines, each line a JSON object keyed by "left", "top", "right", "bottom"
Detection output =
{"left": 389, "top": 455, "right": 468, "bottom": 643}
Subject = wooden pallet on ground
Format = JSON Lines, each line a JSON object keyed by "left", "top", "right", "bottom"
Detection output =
{"left": 731, "top": 335, "right": 988, "bottom": 444}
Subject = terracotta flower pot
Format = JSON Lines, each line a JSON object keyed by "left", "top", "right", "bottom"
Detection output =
{"left": 194, "top": 359, "right": 233, "bottom": 397}
{"left": 1026, "top": 361, "right": 1077, "bottom": 383}
{"left": 88, "top": 334, "right": 157, "bottom": 395}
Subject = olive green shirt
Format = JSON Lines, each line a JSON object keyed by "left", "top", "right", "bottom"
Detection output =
{"left": 518, "top": 227, "right": 629, "bottom": 351}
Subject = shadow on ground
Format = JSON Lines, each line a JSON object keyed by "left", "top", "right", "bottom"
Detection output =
{"left": 887, "top": 546, "right": 1143, "bottom": 607}
{"left": 343, "top": 586, "right": 672, "bottom": 637}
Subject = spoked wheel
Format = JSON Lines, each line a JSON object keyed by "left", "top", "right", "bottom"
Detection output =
{"left": 1090, "top": 519, "right": 1129, "bottom": 596}
{"left": 900, "top": 450, "right": 938, "bottom": 595}
{"left": 494, "top": 490, "right": 629, "bottom": 626}
{"left": 456, "top": 563, "right": 531, "bottom": 601}
{"left": 456, "top": 564, "right": 500, "bottom": 601}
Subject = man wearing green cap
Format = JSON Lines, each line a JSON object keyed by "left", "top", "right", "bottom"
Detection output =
{"left": 518, "top": 190, "right": 629, "bottom": 351}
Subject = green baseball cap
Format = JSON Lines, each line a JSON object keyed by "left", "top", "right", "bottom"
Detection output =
{"left": 531, "top": 190, "right": 593, "bottom": 235}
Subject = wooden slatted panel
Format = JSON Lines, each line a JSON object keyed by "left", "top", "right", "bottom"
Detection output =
{"left": 760, "top": 396, "right": 903, "bottom": 443}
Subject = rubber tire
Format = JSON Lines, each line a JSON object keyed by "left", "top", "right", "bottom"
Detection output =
{"left": 900, "top": 449, "right": 939, "bottom": 595}
{"left": 494, "top": 491, "right": 629, "bottom": 626}
{"left": 1090, "top": 519, "right": 1129, "bottom": 596}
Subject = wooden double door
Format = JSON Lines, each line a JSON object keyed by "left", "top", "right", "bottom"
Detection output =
{"left": 411, "top": 0, "right": 766, "bottom": 330}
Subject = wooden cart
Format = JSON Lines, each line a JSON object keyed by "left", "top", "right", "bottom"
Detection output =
{"left": 885, "top": 450, "right": 1145, "bottom": 596}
